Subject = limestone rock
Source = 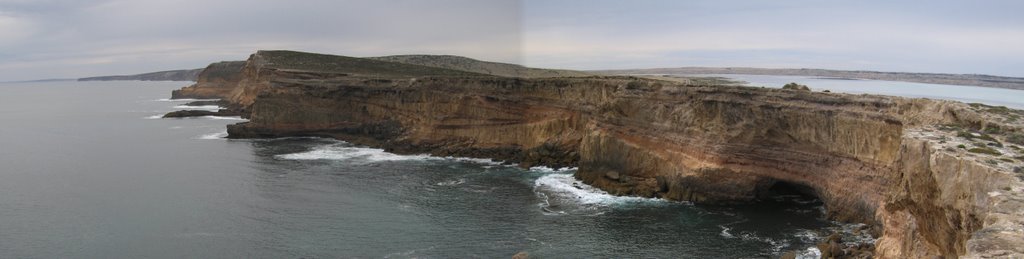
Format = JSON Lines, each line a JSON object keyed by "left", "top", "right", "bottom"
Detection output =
{"left": 178, "top": 50, "right": 1024, "bottom": 258}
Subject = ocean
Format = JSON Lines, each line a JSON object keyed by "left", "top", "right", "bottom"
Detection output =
{"left": 5, "top": 78, "right": 1019, "bottom": 258}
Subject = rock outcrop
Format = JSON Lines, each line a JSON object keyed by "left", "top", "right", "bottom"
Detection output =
{"left": 177, "top": 50, "right": 1024, "bottom": 258}
{"left": 162, "top": 109, "right": 242, "bottom": 118}
{"left": 170, "top": 61, "right": 247, "bottom": 99}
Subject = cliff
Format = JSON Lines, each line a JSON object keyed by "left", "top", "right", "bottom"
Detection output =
{"left": 179, "top": 50, "right": 1024, "bottom": 258}
{"left": 79, "top": 68, "right": 202, "bottom": 81}
{"left": 170, "top": 61, "right": 246, "bottom": 99}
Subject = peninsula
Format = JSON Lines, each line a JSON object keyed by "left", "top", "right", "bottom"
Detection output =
{"left": 79, "top": 68, "right": 203, "bottom": 82}
{"left": 168, "top": 50, "right": 1024, "bottom": 258}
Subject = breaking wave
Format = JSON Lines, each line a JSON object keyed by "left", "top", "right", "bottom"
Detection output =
{"left": 275, "top": 141, "right": 517, "bottom": 167}
{"left": 173, "top": 105, "right": 221, "bottom": 111}
{"left": 533, "top": 173, "right": 662, "bottom": 212}
{"left": 198, "top": 130, "right": 229, "bottom": 140}
{"left": 153, "top": 98, "right": 219, "bottom": 102}
{"left": 529, "top": 166, "right": 578, "bottom": 174}
{"left": 201, "top": 116, "right": 247, "bottom": 121}
{"left": 277, "top": 144, "right": 432, "bottom": 162}
{"left": 718, "top": 225, "right": 791, "bottom": 254}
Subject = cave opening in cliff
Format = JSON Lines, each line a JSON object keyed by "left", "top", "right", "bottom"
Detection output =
{"left": 761, "top": 180, "right": 821, "bottom": 205}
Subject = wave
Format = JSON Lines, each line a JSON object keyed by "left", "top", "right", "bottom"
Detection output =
{"left": 201, "top": 116, "right": 247, "bottom": 121}
{"left": 793, "top": 229, "right": 821, "bottom": 243}
{"left": 529, "top": 166, "right": 578, "bottom": 173}
{"left": 144, "top": 114, "right": 163, "bottom": 119}
{"left": 718, "top": 227, "right": 791, "bottom": 254}
{"left": 276, "top": 143, "right": 433, "bottom": 163}
{"left": 151, "top": 98, "right": 220, "bottom": 102}
{"left": 442, "top": 156, "right": 505, "bottom": 166}
{"left": 720, "top": 226, "right": 736, "bottom": 238}
{"left": 796, "top": 247, "right": 823, "bottom": 259}
{"left": 276, "top": 142, "right": 521, "bottom": 167}
{"left": 198, "top": 130, "right": 228, "bottom": 140}
{"left": 173, "top": 105, "right": 221, "bottom": 110}
{"left": 435, "top": 178, "right": 466, "bottom": 186}
{"left": 533, "top": 174, "right": 661, "bottom": 206}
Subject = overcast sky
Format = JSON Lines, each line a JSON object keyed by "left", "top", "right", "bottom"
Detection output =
{"left": 1, "top": 0, "right": 1022, "bottom": 81}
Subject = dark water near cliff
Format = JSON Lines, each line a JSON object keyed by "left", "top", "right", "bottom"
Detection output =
{"left": 0, "top": 81, "right": 854, "bottom": 258}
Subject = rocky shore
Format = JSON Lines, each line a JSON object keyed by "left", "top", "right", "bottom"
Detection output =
{"left": 162, "top": 109, "right": 242, "bottom": 118}
{"left": 169, "top": 50, "right": 1024, "bottom": 258}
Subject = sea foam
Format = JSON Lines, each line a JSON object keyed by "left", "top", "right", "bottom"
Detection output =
{"left": 201, "top": 116, "right": 247, "bottom": 121}
{"left": 533, "top": 173, "right": 659, "bottom": 205}
{"left": 173, "top": 105, "right": 221, "bottom": 111}
{"left": 276, "top": 144, "right": 432, "bottom": 163}
{"left": 154, "top": 98, "right": 220, "bottom": 102}
{"left": 276, "top": 142, "right": 516, "bottom": 166}
{"left": 198, "top": 130, "right": 229, "bottom": 140}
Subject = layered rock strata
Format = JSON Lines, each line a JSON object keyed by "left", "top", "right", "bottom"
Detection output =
{"left": 181, "top": 51, "right": 1024, "bottom": 258}
{"left": 170, "top": 61, "right": 247, "bottom": 99}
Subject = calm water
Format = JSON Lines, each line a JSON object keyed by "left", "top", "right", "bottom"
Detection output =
{"left": 0, "top": 81, "right": 850, "bottom": 258}
{"left": 689, "top": 74, "right": 1024, "bottom": 109}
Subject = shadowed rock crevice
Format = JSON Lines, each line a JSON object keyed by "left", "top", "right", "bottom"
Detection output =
{"left": 760, "top": 180, "right": 819, "bottom": 201}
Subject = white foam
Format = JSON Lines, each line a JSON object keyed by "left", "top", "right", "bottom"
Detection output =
{"left": 794, "top": 229, "right": 821, "bottom": 243}
{"left": 154, "top": 98, "right": 219, "bottom": 102}
{"left": 796, "top": 247, "right": 822, "bottom": 259}
{"left": 718, "top": 222, "right": 792, "bottom": 254}
{"left": 201, "top": 116, "right": 247, "bottom": 121}
{"left": 276, "top": 144, "right": 432, "bottom": 163}
{"left": 198, "top": 130, "right": 228, "bottom": 140}
{"left": 276, "top": 142, "right": 525, "bottom": 167}
{"left": 435, "top": 178, "right": 466, "bottom": 186}
{"left": 720, "top": 226, "right": 736, "bottom": 238}
{"left": 529, "top": 166, "right": 578, "bottom": 173}
{"left": 443, "top": 156, "right": 504, "bottom": 166}
{"left": 173, "top": 105, "right": 221, "bottom": 111}
{"left": 144, "top": 114, "right": 163, "bottom": 119}
{"left": 533, "top": 174, "right": 659, "bottom": 205}
{"left": 738, "top": 232, "right": 790, "bottom": 253}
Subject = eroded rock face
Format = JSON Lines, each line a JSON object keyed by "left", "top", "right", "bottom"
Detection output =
{"left": 183, "top": 51, "right": 1024, "bottom": 258}
{"left": 170, "top": 61, "right": 246, "bottom": 99}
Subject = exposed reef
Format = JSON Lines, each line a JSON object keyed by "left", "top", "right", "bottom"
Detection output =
{"left": 174, "top": 50, "right": 1024, "bottom": 258}
{"left": 162, "top": 109, "right": 242, "bottom": 118}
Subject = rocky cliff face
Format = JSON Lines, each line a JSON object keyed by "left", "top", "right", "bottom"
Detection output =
{"left": 170, "top": 61, "right": 246, "bottom": 99}
{"left": 184, "top": 51, "right": 1024, "bottom": 258}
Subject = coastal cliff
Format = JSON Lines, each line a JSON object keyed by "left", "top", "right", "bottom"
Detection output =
{"left": 170, "top": 61, "right": 247, "bottom": 99}
{"left": 181, "top": 50, "right": 1024, "bottom": 258}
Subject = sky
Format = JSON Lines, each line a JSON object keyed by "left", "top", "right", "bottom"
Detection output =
{"left": 1, "top": 0, "right": 1022, "bottom": 81}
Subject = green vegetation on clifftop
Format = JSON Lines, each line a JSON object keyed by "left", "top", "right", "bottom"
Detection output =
{"left": 257, "top": 50, "right": 489, "bottom": 78}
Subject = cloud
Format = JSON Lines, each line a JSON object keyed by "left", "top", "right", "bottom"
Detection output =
{"left": 0, "top": 0, "right": 522, "bottom": 81}
{"left": 0, "top": 0, "right": 1021, "bottom": 80}
{"left": 521, "top": 0, "right": 1024, "bottom": 76}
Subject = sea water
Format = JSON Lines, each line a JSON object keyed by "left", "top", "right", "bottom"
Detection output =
{"left": 690, "top": 74, "right": 1024, "bottom": 109}
{"left": 0, "top": 80, "right": 952, "bottom": 258}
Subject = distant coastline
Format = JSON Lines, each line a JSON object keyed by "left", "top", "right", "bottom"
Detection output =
{"left": 78, "top": 68, "right": 202, "bottom": 82}
{"left": 594, "top": 67, "right": 1024, "bottom": 90}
